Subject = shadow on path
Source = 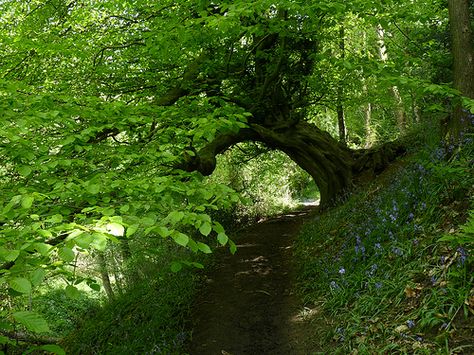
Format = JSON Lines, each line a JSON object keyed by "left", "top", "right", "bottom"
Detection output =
{"left": 187, "top": 206, "right": 318, "bottom": 355}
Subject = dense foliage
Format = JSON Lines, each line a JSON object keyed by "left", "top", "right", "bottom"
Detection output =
{"left": 0, "top": 0, "right": 472, "bottom": 353}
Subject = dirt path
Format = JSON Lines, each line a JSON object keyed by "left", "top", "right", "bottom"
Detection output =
{"left": 187, "top": 207, "right": 317, "bottom": 355}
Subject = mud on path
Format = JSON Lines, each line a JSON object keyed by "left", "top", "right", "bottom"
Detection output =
{"left": 187, "top": 207, "right": 317, "bottom": 355}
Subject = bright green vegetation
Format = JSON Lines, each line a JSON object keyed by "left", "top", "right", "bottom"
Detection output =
{"left": 0, "top": 0, "right": 473, "bottom": 353}
{"left": 296, "top": 130, "right": 474, "bottom": 353}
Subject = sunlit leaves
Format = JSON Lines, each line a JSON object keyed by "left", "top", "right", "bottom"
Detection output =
{"left": 0, "top": 248, "right": 20, "bottom": 262}
{"left": 12, "top": 311, "right": 49, "bottom": 333}
{"left": 65, "top": 285, "right": 81, "bottom": 299}
{"left": 126, "top": 224, "right": 139, "bottom": 237}
{"left": 217, "top": 233, "right": 229, "bottom": 246}
{"left": 199, "top": 221, "right": 212, "bottom": 236}
{"left": 106, "top": 222, "right": 124, "bottom": 237}
{"left": 9, "top": 278, "right": 32, "bottom": 294}
{"left": 58, "top": 247, "right": 75, "bottom": 263}
{"left": 172, "top": 232, "right": 189, "bottom": 247}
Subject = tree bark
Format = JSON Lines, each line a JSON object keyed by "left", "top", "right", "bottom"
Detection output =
{"left": 97, "top": 252, "right": 115, "bottom": 301}
{"left": 183, "top": 120, "right": 404, "bottom": 207}
{"left": 376, "top": 25, "right": 407, "bottom": 132}
{"left": 337, "top": 25, "right": 347, "bottom": 144}
{"left": 447, "top": 0, "right": 474, "bottom": 141}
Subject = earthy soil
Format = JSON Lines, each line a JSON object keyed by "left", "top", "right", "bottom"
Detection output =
{"left": 186, "top": 206, "right": 319, "bottom": 355}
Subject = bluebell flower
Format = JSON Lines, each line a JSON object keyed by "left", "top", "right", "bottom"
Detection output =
{"left": 393, "top": 247, "right": 403, "bottom": 256}
{"left": 339, "top": 267, "right": 346, "bottom": 275}
{"left": 407, "top": 319, "right": 416, "bottom": 328}
{"left": 375, "top": 282, "right": 383, "bottom": 289}
{"left": 457, "top": 247, "right": 468, "bottom": 266}
{"left": 431, "top": 275, "right": 437, "bottom": 285}
{"left": 330, "top": 281, "right": 339, "bottom": 290}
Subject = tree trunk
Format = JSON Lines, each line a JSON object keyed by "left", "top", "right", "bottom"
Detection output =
{"left": 447, "top": 0, "right": 474, "bottom": 141}
{"left": 337, "top": 25, "right": 347, "bottom": 144}
{"left": 376, "top": 25, "right": 407, "bottom": 132}
{"left": 182, "top": 120, "right": 404, "bottom": 207}
{"left": 97, "top": 252, "right": 115, "bottom": 301}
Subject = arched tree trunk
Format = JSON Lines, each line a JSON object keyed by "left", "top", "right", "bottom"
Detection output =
{"left": 180, "top": 120, "right": 404, "bottom": 208}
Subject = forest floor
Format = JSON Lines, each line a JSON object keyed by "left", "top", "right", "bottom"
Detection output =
{"left": 187, "top": 205, "right": 323, "bottom": 355}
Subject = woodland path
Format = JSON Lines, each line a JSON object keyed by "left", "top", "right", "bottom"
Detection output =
{"left": 187, "top": 206, "right": 318, "bottom": 355}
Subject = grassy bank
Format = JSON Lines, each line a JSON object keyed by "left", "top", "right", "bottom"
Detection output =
{"left": 296, "top": 136, "right": 473, "bottom": 353}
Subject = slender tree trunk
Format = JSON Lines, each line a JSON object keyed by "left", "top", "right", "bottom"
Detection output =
{"left": 97, "top": 252, "right": 114, "bottom": 301}
{"left": 376, "top": 25, "right": 407, "bottom": 132}
{"left": 364, "top": 93, "right": 375, "bottom": 148}
{"left": 337, "top": 25, "right": 347, "bottom": 143}
{"left": 447, "top": 0, "right": 474, "bottom": 141}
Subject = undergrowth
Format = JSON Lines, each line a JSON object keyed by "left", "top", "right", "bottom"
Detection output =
{"left": 296, "top": 133, "right": 473, "bottom": 354}
{"left": 62, "top": 267, "right": 197, "bottom": 354}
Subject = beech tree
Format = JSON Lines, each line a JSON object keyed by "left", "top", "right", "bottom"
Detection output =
{"left": 447, "top": 0, "right": 474, "bottom": 140}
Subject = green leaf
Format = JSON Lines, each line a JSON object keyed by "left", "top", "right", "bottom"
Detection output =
{"left": 18, "top": 166, "right": 32, "bottom": 177}
{"left": 38, "top": 345, "right": 66, "bottom": 355}
{"left": 34, "top": 243, "right": 52, "bottom": 256}
{"left": 168, "top": 211, "right": 184, "bottom": 224}
{"left": 170, "top": 261, "right": 182, "bottom": 273}
{"left": 197, "top": 242, "right": 212, "bottom": 254}
{"left": 30, "top": 269, "right": 46, "bottom": 287}
{"left": 46, "top": 214, "right": 63, "bottom": 224}
{"left": 90, "top": 233, "right": 107, "bottom": 251}
{"left": 217, "top": 233, "right": 229, "bottom": 246}
{"left": 74, "top": 233, "right": 93, "bottom": 248}
{"left": 9, "top": 278, "right": 32, "bottom": 294}
{"left": 106, "top": 222, "right": 124, "bottom": 237}
{"left": 86, "top": 184, "right": 100, "bottom": 195}
{"left": 199, "top": 221, "right": 212, "bottom": 236}
{"left": 65, "top": 285, "right": 81, "bottom": 299}
{"left": 213, "top": 222, "right": 225, "bottom": 234}
{"left": 13, "top": 311, "right": 49, "bottom": 333}
{"left": 190, "top": 262, "right": 204, "bottom": 269}
{"left": 172, "top": 232, "right": 189, "bottom": 247}
{"left": 120, "top": 204, "right": 130, "bottom": 213}
{"left": 156, "top": 226, "right": 172, "bottom": 238}
{"left": 0, "top": 248, "right": 20, "bottom": 262}
{"left": 58, "top": 247, "right": 75, "bottom": 262}
{"left": 21, "top": 196, "right": 34, "bottom": 209}
{"left": 126, "top": 224, "right": 139, "bottom": 237}
{"left": 88, "top": 283, "right": 101, "bottom": 292}
{"left": 229, "top": 240, "right": 237, "bottom": 255}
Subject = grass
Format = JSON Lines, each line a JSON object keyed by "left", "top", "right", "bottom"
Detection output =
{"left": 295, "top": 133, "right": 473, "bottom": 353}
{"left": 62, "top": 266, "right": 197, "bottom": 354}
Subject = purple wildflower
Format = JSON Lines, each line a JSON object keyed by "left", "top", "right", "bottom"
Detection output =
{"left": 457, "top": 247, "right": 468, "bottom": 265}
{"left": 407, "top": 320, "right": 416, "bottom": 328}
